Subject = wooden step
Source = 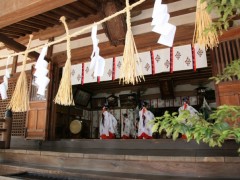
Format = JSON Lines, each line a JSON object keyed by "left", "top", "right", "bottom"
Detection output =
{"left": 0, "top": 128, "right": 7, "bottom": 132}
{"left": 0, "top": 119, "right": 5, "bottom": 122}
{"left": 1, "top": 150, "right": 240, "bottom": 179}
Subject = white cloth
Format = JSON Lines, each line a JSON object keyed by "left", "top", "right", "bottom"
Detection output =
{"left": 122, "top": 117, "right": 134, "bottom": 137}
{"left": 138, "top": 109, "right": 155, "bottom": 137}
{"left": 99, "top": 111, "right": 118, "bottom": 137}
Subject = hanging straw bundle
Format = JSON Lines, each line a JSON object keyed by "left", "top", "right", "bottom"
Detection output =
{"left": 8, "top": 35, "right": 33, "bottom": 112}
{"left": 193, "top": 0, "right": 219, "bottom": 49}
{"left": 119, "top": 0, "right": 144, "bottom": 85}
{"left": 54, "top": 16, "right": 74, "bottom": 106}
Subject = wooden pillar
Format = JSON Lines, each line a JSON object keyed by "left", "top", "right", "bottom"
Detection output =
{"left": 2, "top": 111, "right": 13, "bottom": 149}
{"left": 11, "top": 56, "right": 18, "bottom": 74}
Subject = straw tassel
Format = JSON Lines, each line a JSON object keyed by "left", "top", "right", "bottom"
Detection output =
{"left": 119, "top": 0, "right": 144, "bottom": 85}
{"left": 8, "top": 35, "right": 33, "bottom": 112}
{"left": 54, "top": 16, "right": 74, "bottom": 106}
{"left": 193, "top": 0, "right": 219, "bottom": 49}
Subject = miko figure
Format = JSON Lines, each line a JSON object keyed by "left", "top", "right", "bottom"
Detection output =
{"left": 99, "top": 104, "right": 118, "bottom": 139}
{"left": 178, "top": 97, "right": 198, "bottom": 139}
{"left": 178, "top": 97, "right": 198, "bottom": 116}
{"left": 138, "top": 102, "right": 155, "bottom": 139}
{"left": 122, "top": 113, "right": 134, "bottom": 139}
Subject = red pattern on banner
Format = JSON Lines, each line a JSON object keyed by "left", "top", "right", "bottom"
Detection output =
{"left": 192, "top": 44, "right": 196, "bottom": 72}
{"left": 97, "top": 76, "right": 100, "bottom": 83}
{"left": 81, "top": 63, "right": 84, "bottom": 85}
{"left": 112, "top": 57, "right": 116, "bottom": 80}
{"left": 150, "top": 50, "right": 155, "bottom": 75}
{"left": 170, "top": 47, "right": 173, "bottom": 73}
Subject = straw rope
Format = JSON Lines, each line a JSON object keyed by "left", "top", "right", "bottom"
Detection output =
{"left": 119, "top": 0, "right": 144, "bottom": 85}
{"left": 54, "top": 16, "right": 74, "bottom": 106}
{"left": 0, "top": 0, "right": 146, "bottom": 59}
{"left": 7, "top": 35, "right": 33, "bottom": 112}
{"left": 193, "top": 0, "right": 219, "bottom": 49}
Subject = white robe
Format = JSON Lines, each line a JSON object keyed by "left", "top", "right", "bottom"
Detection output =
{"left": 178, "top": 104, "right": 198, "bottom": 115}
{"left": 99, "top": 111, "right": 118, "bottom": 137}
{"left": 122, "top": 117, "right": 134, "bottom": 137}
{"left": 138, "top": 109, "right": 155, "bottom": 137}
{"left": 178, "top": 103, "right": 199, "bottom": 124}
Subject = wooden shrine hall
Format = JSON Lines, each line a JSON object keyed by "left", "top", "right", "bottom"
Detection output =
{"left": 0, "top": 0, "right": 240, "bottom": 179}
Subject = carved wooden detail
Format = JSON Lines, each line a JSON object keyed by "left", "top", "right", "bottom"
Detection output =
{"left": 101, "top": 0, "right": 127, "bottom": 46}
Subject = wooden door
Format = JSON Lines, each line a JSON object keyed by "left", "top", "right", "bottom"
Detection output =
{"left": 25, "top": 101, "right": 47, "bottom": 140}
{"left": 25, "top": 65, "right": 52, "bottom": 140}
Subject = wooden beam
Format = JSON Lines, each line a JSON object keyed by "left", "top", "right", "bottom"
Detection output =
{"left": 101, "top": 0, "right": 127, "bottom": 46}
{"left": 0, "top": 0, "right": 76, "bottom": 28}
{"left": 52, "top": 24, "right": 195, "bottom": 65}
{"left": 0, "top": 33, "right": 46, "bottom": 61}
{"left": 219, "top": 26, "right": 240, "bottom": 42}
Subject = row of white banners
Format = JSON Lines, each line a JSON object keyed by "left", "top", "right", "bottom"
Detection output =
{"left": 71, "top": 44, "right": 207, "bottom": 85}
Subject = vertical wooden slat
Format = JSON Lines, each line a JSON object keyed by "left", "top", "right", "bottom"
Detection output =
{"left": 214, "top": 47, "right": 221, "bottom": 74}
{"left": 236, "top": 39, "right": 240, "bottom": 58}
{"left": 11, "top": 56, "right": 18, "bottom": 74}
{"left": 227, "top": 41, "right": 233, "bottom": 64}
{"left": 232, "top": 40, "right": 238, "bottom": 60}
{"left": 219, "top": 43, "right": 225, "bottom": 77}
{"left": 222, "top": 42, "right": 229, "bottom": 66}
{"left": 210, "top": 49, "right": 220, "bottom": 105}
{"left": 45, "top": 38, "right": 54, "bottom": 140}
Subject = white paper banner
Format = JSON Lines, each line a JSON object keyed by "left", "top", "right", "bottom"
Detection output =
{"left": 84, "top": 62, "right": 97, "bottom": 84}
{"left": 153, "top": 48, "right": 170, "bottom": 73}
{"left": 138, "top": 51, "right": 152, "bottom": 75}
{"left": 71, "top": 63, "right": 82, "bottom": 85}
{"left": 0, "top": 83, "right": 7, "bottom": 100}
{"left": 194, "top": 44, "right": 208, "bottom": 69}
{"left": 100, "top": 58, "right": 113, "bottom": 82}
{"left": 90, "top": 25, "right": 105, "bottom": 77}
{"left": 152, "top": 0, "right": 164, "bottom": 19}
{"left": 173, "top": 44, "right": 193, "bottom": 71}
{"left": 158, "top": 24, "right": 176, "bottom": 47}
{"left": 115, "top": 56, "right": 123, "bottom": 79}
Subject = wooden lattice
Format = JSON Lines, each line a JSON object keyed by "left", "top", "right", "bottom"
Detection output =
{"left": 0, "top": 75, "right": 31, "bottom": 137}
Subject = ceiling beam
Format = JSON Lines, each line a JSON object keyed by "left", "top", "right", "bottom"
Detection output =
{"left": 0, "top": 33, "right": 45, "bottom": 61}
{"left": 0, "top": 0, "right": 76, "bottom": 28}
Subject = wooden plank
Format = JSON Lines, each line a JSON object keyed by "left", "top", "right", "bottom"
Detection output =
{"left": 219, "top": 27, "right": 240, "bottom": 42}
{"left": 0, "top": 0, "right": 76, "bottom": 28}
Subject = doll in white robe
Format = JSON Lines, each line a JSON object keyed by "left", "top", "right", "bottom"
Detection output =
{"left": 138, "top": 102, "right": 155, "bottom": 139}
{"left": 99, "top": 104, "right": 118, "bottom": 139}
{"left": 122, "top": 113, "right": 134, "bottom": 139}
{"left": 178, "top": 97, "right": 198, "bottom": 139}
{"left": 178, "top": 97, "right": 198, "bottom": 117}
